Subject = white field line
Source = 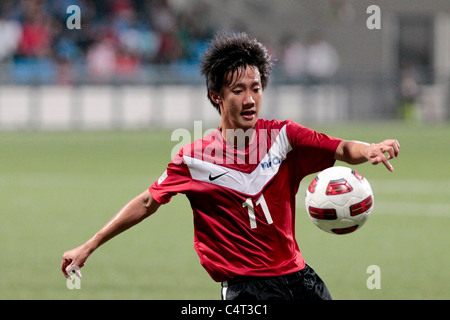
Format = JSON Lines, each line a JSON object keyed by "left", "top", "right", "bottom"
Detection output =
{"left": 298, "top": 179, "right": 450, "bottom": 218}
{"left": 367, "top": 179, "right": 450, "bottom": 217}
{"left": 369, "top": 179, "right": 450, "bottom": 195}
{"left": 0, "top": 172, "right": 156, "bottom": 188}
{"left": 371, "top": 201, "right": 450, "bottom": 218}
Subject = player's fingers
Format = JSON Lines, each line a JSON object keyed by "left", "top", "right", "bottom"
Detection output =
{"left": 73, "top": 268, "right": 82, "bottom": 279}
{"left": 381, "top": 157, "right": 394, "bottom": 172}
{"left": 65, "top": 264, "right": 83, "bottom": 279}
{"left": 370, "top": 152, "right": 394, "bottom": 172}
{"left": 384, "top": 146, "right": 396, "bottom": 160}
{"left": 61, "top": 258, "right": 72, "bottom": 279}
{"left": 394, "top": 140, "right": 400, "bottom": 157}
{"left": 385, "top": 139, "right": 400, "bottom": 157}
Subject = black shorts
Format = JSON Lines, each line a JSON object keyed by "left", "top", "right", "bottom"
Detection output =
{"left": 221, "top": 264, "right": 332, "bottom": 300}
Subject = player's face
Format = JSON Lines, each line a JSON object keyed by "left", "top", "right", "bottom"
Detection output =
{"left": 218, "top": 65, "right": 262, "bottom": 132}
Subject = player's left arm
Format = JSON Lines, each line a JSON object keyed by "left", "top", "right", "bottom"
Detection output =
{"left": 334, "top": 139, "right": 400, "bottom": 172}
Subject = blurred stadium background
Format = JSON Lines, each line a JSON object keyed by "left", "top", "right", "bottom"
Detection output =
{"left": 0, "top": 0, "right": 449, "bottom": 300}
{"left": 0, "top": 0, "right": 449, "bottom": 128}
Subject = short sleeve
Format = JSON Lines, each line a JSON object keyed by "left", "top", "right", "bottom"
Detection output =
{"left": 286, "top": 120, "right": 343, "bottom": 176}
{"left": 149, "top": 152, "right": 192, "bottom": 205}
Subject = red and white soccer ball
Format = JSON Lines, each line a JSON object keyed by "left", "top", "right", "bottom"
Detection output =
{"left": 305, "top": 166, "right": 374, "bottom": 235}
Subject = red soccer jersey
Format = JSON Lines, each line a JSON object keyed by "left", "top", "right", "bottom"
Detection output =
{"left": 149, "top": 118, "right": 342, "bottom": 282}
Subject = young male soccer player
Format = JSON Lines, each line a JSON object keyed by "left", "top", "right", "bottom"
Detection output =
{"left": 61, "top": 33, "right": 400, "bottom": 300}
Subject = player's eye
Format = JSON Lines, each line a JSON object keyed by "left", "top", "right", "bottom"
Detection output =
{"left": 232, "top": 89, "right": 242, "bottom": 95}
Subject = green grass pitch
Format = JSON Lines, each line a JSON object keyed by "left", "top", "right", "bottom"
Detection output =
{"left": 0, "top": 122, "right": 448, "bottom": 299}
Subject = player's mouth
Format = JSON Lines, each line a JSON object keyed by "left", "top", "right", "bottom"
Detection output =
{"left": 240, "top": 110, "right": 256, "bottom": 121}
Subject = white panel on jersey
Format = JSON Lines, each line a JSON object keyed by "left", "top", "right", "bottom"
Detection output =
{"left": 183, "top": 125, "right": 292, "bottom": 196}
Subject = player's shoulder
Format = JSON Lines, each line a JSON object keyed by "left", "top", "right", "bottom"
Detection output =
{"left": 257, "top": 118, "right": 311, "bottom": 139}
{"left": 173, "top": 127, "right": 221, "bottom": 160}
{"left": 257, "top": 118, "right": 302, "bottom": 130}
{"left": 257, "top": 118, "right": 288, "bottom": 130}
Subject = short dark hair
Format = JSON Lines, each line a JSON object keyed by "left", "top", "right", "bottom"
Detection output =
{"left": 200, "top": 32, "right": 273, "bottom": 114}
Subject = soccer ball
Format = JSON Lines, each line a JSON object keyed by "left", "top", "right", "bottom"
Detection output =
{"left": 305, "top": 166, "right": 374, "bottom": 235}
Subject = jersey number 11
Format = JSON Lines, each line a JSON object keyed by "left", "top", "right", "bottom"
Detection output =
{"left": 242, "top": 194, "right": 273, "bottom": 229}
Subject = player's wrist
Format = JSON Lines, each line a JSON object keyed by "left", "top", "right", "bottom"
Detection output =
{"left": 85, "top": 235, "right": 101, "bottom": 254}
{"left": 359, "top": 142, "right": 373, "bottom": 162}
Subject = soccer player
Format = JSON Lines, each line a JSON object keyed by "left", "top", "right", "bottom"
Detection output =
{"left": 61, "top": 32, "right": 400, "bottom": 300}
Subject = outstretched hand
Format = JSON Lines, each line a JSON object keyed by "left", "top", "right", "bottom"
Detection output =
{"left": 61, "top": 244, "right": 90, "bottom": 280}
{"left": 363, "top": 139, "right": 400, "bottom": 172}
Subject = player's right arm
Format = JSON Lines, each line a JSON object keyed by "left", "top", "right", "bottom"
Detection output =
{"left": 61, "top": 189, "right": 160, "bottom": 279}
{"left": 334, "top": 139, "right": 400, "bottom": 172}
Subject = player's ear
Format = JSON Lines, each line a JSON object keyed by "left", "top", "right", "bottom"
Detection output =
{"left": 209, "top": 90, "right": 222, "bottom": 104}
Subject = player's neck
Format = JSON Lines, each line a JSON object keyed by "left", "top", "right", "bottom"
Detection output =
{"left": 220, "top": 124, "right": 257, "bottom": 150}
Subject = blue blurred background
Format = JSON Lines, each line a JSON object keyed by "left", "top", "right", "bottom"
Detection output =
{"left": 0, "top": 0, "right": 448, "bottom": 128}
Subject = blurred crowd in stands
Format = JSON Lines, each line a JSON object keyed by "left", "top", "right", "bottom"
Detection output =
{"left": 0, "top": 0, "right": 215, "bottom": 84}
{"left": 0, "top": 0, "right": 339, "bottom": 85}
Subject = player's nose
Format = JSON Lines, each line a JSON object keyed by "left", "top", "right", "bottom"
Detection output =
{"left": 242, "top": 91, "right": 255, "bottom": 106}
